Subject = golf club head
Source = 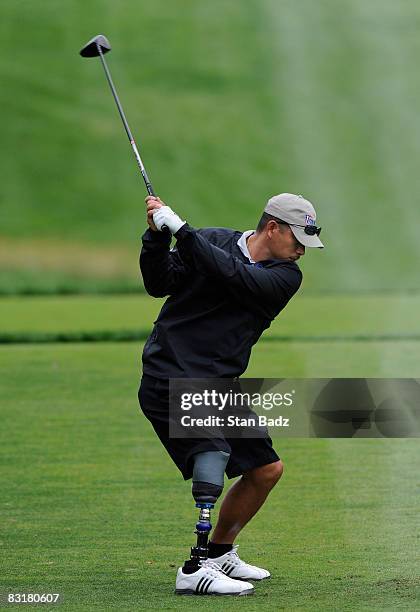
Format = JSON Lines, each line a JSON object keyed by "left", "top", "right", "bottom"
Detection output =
{"left": 80, "top": 34, "right": 111, "bottom": 57}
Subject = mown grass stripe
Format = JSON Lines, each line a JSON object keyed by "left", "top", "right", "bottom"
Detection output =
{"left": 262, "top": 334, "right": 420, "bottom": 343}
{"left": 0, "top": 286, "right": 146, "bottom": 297}
{"left": 0, "top": 330, "right": 150, "bottom": 344}
{"left": 2, "top": 331, "right": 420, "bottom": 345}
{"left": 2, "top": 287, "right": 420, "bottom": 297}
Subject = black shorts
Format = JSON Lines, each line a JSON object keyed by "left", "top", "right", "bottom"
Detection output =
{"left": 138, "top": 374, "right": 280, "bottom": 480}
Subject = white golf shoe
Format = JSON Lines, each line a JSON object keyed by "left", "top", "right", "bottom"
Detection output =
{"left": 210, "top": 545, "right": 271, "bottom": 580}
{"left": 175, "top": 559, "right": 254, "bottom": 596}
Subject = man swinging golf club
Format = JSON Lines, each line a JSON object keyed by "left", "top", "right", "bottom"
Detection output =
{"left": 139, "top": 193, "right": 324, "bottom": 596}
{"left": 79, "top": 34, "right": 324, "bottom": 597}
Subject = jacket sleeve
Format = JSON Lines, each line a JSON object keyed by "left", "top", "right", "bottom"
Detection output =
{"left": 175, "top": 224, "right": 302, "bottom": 318}
{"left": 140, "top": 228, "right": 189, "bottom": 297}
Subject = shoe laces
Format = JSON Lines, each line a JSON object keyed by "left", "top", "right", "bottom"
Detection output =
{"left": 226, "top": 545, "right": 243, "bottom": 566}
{"left": 200, "top": 559, "right": 229, "bottom": 579}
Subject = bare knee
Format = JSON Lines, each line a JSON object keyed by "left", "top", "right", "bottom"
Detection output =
{"left": 264, "top": 460, "right": 284, "bottom": 486}
{"left": 244, "top": 460, "right": 284, "bottom": 490}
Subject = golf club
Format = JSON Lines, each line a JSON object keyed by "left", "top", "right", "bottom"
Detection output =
{"left": 80, "top": 34, "right": 156, "bottom": 197}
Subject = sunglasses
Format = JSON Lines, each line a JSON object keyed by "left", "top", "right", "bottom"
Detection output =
{"left": 277, "top": 220, "right": 322, "bottom": 236}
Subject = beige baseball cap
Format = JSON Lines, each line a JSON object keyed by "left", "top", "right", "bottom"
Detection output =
{"left": 265, "top": 193, "right": 324, "bottom": 248}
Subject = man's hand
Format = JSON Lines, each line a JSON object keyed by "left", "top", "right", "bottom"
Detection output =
{"left": 145, "top": 196, "right": 163, "bottom": 231}
{"left": 145, "top": 196, "right": 186, "bottom": 234}
{"left": 153, "top": 206, "right": 186, "bottom": 234}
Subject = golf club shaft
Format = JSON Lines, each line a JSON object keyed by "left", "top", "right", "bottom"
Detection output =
{"left": 97, "top": 43, "right": 155, "bottom": 197}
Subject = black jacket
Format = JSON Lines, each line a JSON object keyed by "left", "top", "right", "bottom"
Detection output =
{"left": 140, "top": 224, "right": 302, "bottom": 378}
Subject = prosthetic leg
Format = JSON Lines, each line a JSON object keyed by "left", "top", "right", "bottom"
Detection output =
{"left": 182, "top": 451, "right": 230, "bottom": 573}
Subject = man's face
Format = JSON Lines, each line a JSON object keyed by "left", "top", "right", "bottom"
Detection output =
{"left": 267, "top": 221, "right": 305, "bottom": 261}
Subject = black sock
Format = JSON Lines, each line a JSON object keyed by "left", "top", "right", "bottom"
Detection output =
{"left": 207, "top": 541, "right": 233, "bottom": 558}
{"left": 182, "top": 563, "right": 200, "bottom": 574}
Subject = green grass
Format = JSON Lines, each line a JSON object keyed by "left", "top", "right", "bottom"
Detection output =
{"left": 2, "top": 293, "right": 420, "bottom": 336}
{"left": 0, "top": 343, "right": 419, "bottom": 610}
{"left": 0, "top": 295, "right": 160, "bottom": 334}
{"left": 0, "top": 269, "right": 142, "bottom": 296}
{"left": 1, "top": 294, "right": 420, "bottom": 356}
{"left": 2, "top": 0, "right": 420, "bottom": 292}
{"left": 248, "top": 339, "right": 420, "bottom": 378}
{"left": 1, "top": 294, "right": 420, "bottom": 379}
{"left": 1, "top": 292, "right": 419, "bottom": 608}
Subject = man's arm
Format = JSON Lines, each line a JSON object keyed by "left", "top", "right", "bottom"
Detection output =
{"left": 140, "top": 230, "right": 189, "bottom": 298}
{"left": 175, "top": 224, "right": 302, "bottom": 319}
{"left": 140, "top": 196, "right": 188, "bottom": 298}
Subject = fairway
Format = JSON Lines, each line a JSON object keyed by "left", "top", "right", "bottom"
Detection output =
{"left": 2, "top": 293, "right": 420, "bottom": 378}
{"left": 2, "top": 291, "right": 420, "bottom": 338}
{"left": 1, "top": 343, "right": 419, "bottom": 610}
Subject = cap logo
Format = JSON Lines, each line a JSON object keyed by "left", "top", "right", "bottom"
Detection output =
{"left": 305, "top": 214, "right": 315, "bottom": 226}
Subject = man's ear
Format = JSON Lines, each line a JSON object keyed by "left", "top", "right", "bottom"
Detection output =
{"left": 266, "top": 220, "right": 279, "bottom": 238}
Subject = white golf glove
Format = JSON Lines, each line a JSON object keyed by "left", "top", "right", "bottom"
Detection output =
{"left": 153, "top": 206, "right": 186, "bottom": 234}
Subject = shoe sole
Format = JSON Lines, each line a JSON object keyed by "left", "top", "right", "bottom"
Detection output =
{"left": 231, "top": 575, "right": 271, "bottom": 582}
{"left": 175, "top": 588, "right": 254, "bottom": 596}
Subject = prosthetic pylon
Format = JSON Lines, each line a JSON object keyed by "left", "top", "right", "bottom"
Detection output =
{"left": 182, "top": 502, "right": 213, "bottom": 572}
